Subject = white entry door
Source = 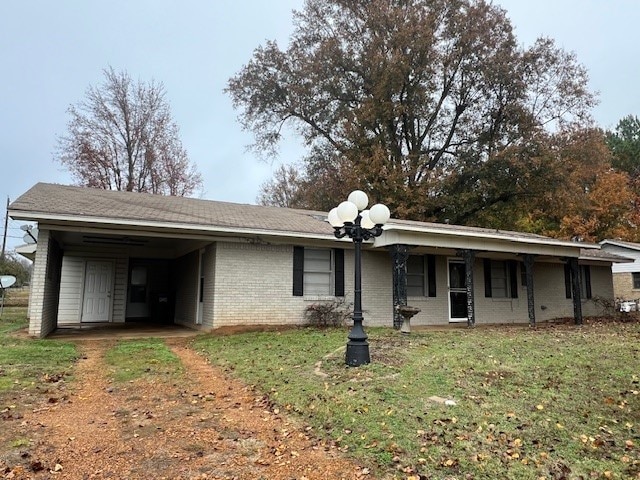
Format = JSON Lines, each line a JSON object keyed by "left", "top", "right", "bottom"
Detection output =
{"left": 82, "top": 261, "right": 114, "bottom": 323}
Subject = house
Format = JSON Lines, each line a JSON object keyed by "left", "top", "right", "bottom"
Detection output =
{"left": 600, "top": 239, "right": 640, "bottom": 301}
{"left": 9, "top": 183, "right": 626, "bottom": 338}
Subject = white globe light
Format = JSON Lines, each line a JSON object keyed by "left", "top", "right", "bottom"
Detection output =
{"left": 337, "top": 201, "right": 358, "bottom": 223}
{"left": 328, "top": 208, "right": 343, "bottom": 227}
{"left": 360, "top": 210, "right": 375, "bottom": 229}
{"left": 369, "top": 203, "right": 390, "bottom": 225}
{"left": 347, "top": 190, "right": 369, "bottom": 211}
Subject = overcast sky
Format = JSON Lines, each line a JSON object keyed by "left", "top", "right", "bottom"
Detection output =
{"left": 1, "top": 1, "right": 639, "bottom": 251}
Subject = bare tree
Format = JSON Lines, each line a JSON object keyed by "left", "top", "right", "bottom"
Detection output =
{"left": 257, "top": 164, "right": 306, "bottom": 207}
{"left": 56, "top": 67, "right": 203, "bottom": 196}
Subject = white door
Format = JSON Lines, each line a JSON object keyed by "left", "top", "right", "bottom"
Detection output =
{"left": 82, "top": 261, "right": 113, "bottom": 323}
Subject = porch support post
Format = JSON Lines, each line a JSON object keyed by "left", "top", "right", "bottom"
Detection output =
{"left": 569, "top": 258, "right": 583, "bottom": 325}
{"left": 458, "top": 249, "right": 476, "bottom": 327}
{"left": 389, "top": 244, "right": 410, "bottom": 329}
{"left": 523, "top": 254, "right": 536, "bottom": 327}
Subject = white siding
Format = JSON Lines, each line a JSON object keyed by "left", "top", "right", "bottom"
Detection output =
{"left": 600, "top": 244, "right": 640, "bottom": 273}
{"left": 56, "top": 249, "right": 128, "bottom": 325}
{"left": 57, "top": 257, "right": 84, "bottom": 325}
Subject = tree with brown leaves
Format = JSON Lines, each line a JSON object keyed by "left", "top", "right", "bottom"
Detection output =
{"left": 229, "top": 0, "right": 595, "bottom": 224}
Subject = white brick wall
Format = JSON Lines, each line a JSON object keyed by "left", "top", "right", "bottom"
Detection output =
{"left": 204, "top": 245, "right": 617, "bottom": 328}
{"left": 212, "top": 242, "right": 305, "bottom": 326}
{"left": 25, "top": 234, "right": 618, "bottom": 335}
{"left": 29, "top": 229, "right": 62, "bottom": 337}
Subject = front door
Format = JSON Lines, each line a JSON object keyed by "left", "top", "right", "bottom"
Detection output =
{"left": 82, "top": 260, "right": 113, "bottom": 323}
{"left": 448, "top": 259, "right": 467, "bottom": 323}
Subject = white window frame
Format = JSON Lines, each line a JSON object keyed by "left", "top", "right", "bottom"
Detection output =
{"left": 303, "top": 248, "right": 334, "bottom": 296}
{"left": 490, "top": 260, "right": 510, "bottom": 298}
{"left": 407, "top": 255, "right": 427, "bottom": 297}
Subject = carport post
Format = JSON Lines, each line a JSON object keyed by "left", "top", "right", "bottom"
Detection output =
{"left": 569, "top": 258, "right": 583, "bottom": 325}
{"left": 458, "top": 249, "right": 476, "bottom": 327}
{"left": 389, "top": 244, "right": 410, "bottom": 329}
{"left": 523, "top": 254, "right": 536, "bottom": 326}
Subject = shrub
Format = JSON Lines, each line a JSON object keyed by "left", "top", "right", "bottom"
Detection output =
{"left": 304, "top": 299, "right": 352, "bottom": 328}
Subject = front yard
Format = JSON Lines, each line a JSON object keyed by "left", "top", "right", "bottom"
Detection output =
{"left": 1, "top": 307, "right": 639, "bottom": 478}
{"left": 194, "top": 321, "right": 640, "bottom": 479}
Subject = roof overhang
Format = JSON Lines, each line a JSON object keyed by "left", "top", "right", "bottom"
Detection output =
{"left": 374, "top": 225, "right": 597, "bottom": 258}
{"left": 9, "top": 211, "right": 340, "bottom": 245}
{"left": 10, "top": 207, "right": 601, "bottom": 260}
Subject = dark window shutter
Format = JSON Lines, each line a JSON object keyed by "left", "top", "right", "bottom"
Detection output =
{"left": 564, "top": 263, "right": 572, "bottom": 299}
{"left": 427, "top": 254, "right": 436, "bottom": 297}
{"left": 293, "top": 246, "right": 304, "bottom": 296}
{"left": 583, "top": 266, "right": 592, "bottom": 299}
{"left": 334, "top": 248, "right": 345, "bottom": 297}
{"left": 484, "top": 258, "right": 492, "bottom": 297}
{"left": 509, "top": 260, "right": 518, "bottom": 299}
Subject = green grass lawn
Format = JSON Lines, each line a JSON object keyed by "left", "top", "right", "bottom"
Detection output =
{"left": 193, "top": 322, "right": 640, "bottom": 479}
{"left": 0, "top": 307, "right": 78, "bottom": 392}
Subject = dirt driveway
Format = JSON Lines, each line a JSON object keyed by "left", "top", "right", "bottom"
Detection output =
{"left": 1, "top": 339, "right": 369, "bottom": 479}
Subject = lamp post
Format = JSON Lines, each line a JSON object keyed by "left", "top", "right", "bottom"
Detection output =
{"left": 328, "top": 190, "right": 390, "bottom": 367}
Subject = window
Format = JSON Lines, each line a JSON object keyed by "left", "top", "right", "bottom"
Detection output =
{"left": 564, "top": 264, "right": 592, "bottom": 299}
{"left": 633, "top": 272, "right": 640, "bottom": 290}
{"left": 407, "top": 255, "right": 426, "bottom": 296}
{"left": 293, "top": 247, "right": 344, "bottom": 297}
{"left": 405, "top": 254, "right": 436, "bottom": 297}
{"left": 490, "top": 261, "right": 509, "bottom": 298}
{"left": 304, "top": 248, "right": 333, "bottom": 295}
{"left": 129, "top": 266, "right": 147, "bottom": 303}
{"left": 484, "top": 259, "right": 518, "bottom": 299}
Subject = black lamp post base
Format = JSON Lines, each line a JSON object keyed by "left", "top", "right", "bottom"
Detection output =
{"left": 345, "top": 341, "right": 370, "bottom": 367}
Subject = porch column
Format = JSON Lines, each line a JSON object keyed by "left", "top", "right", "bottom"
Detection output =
{"left": 568, "top": 258, "right": 583, "bottom": 325}
{"left": 458, "top": 249, "right": 476, "bottom": 327}
{"left": 523, "top": 254, "right": 536, "bottom": 327}
{"left": 389, "top": 244, "right": 410, "bottom": 329}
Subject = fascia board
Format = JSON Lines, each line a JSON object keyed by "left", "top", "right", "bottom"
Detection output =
{"left": 9, "top": 211, "right": 338, "bottom": 243}
{"left": 600, "top": 240, "right": 640, "bottom": 251}
{"left": 375, "top": 228, "right": 590, "bottom": 257}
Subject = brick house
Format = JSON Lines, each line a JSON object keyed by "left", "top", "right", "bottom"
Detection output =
{"left": 9, "top": 183, "right": 626, "bottom": 338}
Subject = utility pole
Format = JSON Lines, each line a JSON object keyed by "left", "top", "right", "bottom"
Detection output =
{"left": 1, "top": 197, "right": 8, "bottom": 260}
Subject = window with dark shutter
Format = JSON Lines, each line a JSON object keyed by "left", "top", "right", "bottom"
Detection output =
{"left": 564, "top": 263, "right": 572, "bottom": 299}
{"left": 294, "top": 247, "right": 344, "bottom": 297}
{"left": 427, "top": 254, "right": 437, "bottom": 297}
{"left": 484, "top": 258, "right": 492, "bottom": 297}
{"left": 582, "top": 265, "right": 592, "bottom": 299}
{"left": 509, "top": 260, "right": 518, "bottom": 299}
{"left": 407, "top": 255, "right": 426, "bottom": 296}
{"left": 334, "top": 248, "right": 345, "bottom": 297}
{"left": 293, "top": 246, "right": 304, "bottom": 296}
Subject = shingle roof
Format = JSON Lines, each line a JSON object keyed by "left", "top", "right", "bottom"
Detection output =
{"left": 8, "top": 183, "right": 596, "bottom": 249}
{"left": 580, "top": 248, "right": 632, "bottom": 263}
{"left": 10, "top": 183, "right": 334, "bottom": 237}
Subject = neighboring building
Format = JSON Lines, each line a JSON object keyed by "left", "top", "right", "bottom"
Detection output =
{"left": 600, "top": 239, "right": 640, "bottom": 301}
{"left": 9, "top": 183, "right": 626, "bottom": 338}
